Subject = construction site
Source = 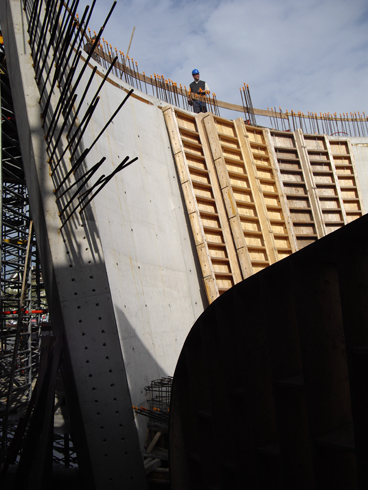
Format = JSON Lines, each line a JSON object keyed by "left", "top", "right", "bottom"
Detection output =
{"left": 0, "top": 0, "right": 368, "bottom": 488}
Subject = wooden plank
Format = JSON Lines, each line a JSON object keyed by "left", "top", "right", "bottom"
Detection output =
{"left": 145, "top": 458, "right": 162, "bottom": 474}
{"left": 197, "top": 242, "right": 217, "bottom": 280}
{"left": 163, "top": 108, "right": 191, "bottom": 184}
{"left": 182, "top": 181, "right": 198, "bottom": 214}
{"left": 188, "top": 211, "right": 206, "bottom": 246}
{"left": 146, "top": 431, "right": 162, "bottom": 454}
{"left": 203, "top": 276, "right": 219, "bottom": 303}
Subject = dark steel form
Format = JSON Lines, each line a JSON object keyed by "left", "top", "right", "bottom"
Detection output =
{"left": 170, "top": 213, "right": 368, "bottom": 490}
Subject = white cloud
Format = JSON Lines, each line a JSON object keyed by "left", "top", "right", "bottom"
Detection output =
{"left": 78, "top": 0, "right": 368, "bottom": 119}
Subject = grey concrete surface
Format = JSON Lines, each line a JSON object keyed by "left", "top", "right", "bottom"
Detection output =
{"left": 0, "top": 0, "right": 208, "bottom": 487}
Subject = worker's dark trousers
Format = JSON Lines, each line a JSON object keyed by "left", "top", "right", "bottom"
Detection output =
{"left": 193, "top": 100, "right": 207, "bottom": 113}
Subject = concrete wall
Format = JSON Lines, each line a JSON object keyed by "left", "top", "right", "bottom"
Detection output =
{"left": 74, "top": 58, "right": 207, "bottom": 418}
{"left": 0, "top": 0, "right": 206, "bottom": 486}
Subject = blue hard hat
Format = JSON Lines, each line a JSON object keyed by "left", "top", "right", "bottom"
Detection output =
{"left": 192, "top": 69, "right": 199, "bottom": 75}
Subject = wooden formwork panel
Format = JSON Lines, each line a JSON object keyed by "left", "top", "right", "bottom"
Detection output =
{"left": 267, "top": 130, "right": 323, "bottom": 249}
{"left": 328, "top": 139, "right": 365, "bottom": 223}
{"left": 203, "top": 114, "right": 273, "bottom": 277}
{"left": 164, "top": 109, "right": 365, "bottom": 301}
{"left": 243, "top": 124, "right": 296, "bottom": 258}
{"left": 202, "top": 115, "right": 297, "bottom": 279}
{"left": 301, "top": 134, "right": 347, "bottom": 235}
{"left": 163, "top": 107, "right": 241, "bottom": 303}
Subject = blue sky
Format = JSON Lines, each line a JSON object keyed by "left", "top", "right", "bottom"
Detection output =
{"left": 77, "top": 0, "right": 368, "bottom": 120}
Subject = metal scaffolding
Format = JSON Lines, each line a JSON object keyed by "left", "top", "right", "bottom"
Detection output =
{"left": 0, "top": 31, "right": 45, "bottom": 462}
{"left": 0, "top": 27, "right": 80, "bottom": 484}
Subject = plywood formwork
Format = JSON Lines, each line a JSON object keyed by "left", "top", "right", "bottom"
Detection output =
{"left": 203, "top": 115, "right": 277, "bottom": 278}
{"left": 165, "top": 109, "right": 291, "bottom": 302}
{"left": 164, "top": 110, "right": 366, "bottom": 303}
{"left": 267, "top": 129, "right": 324, "bottom": 249}
{"left": 301, "top": 133, "right": 348, "bottom": 234}
{"left": 266, "top": 130, "right": 365, "bottom": 249}
{"left": 238, "top": 122, "right": 296, "bottom": 259}
{"left": 328, "top": 139, "right": 365, "bottom": 223}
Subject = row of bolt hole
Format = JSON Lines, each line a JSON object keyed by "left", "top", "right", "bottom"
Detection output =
{"left": 64, "top": 236, "right": 138, "bottom": 478}
{"left": 54, "top": 53, "right": 134, "bottom": 485}
{"left": 72, "top": 277, "right": 95, "bottom": 293}
{"left": 67, "top": 252, "right": 129, "bottom": 461}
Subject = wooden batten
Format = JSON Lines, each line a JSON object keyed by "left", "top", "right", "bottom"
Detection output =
{"left": 325, "top": 137, "right": 349, "bottom": 226}
{"left": 346, "top": 139, "right": 365, "bottom": 215}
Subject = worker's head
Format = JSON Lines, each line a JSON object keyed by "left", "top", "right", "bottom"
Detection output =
{"left": 192, "top": 69, "right": 200, "bottom": 81}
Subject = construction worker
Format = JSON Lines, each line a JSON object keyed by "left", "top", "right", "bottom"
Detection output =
{"left": 84, "top": 35, "right": 100, "bottom": 63}
{"left": 189, "top": 69, "right": 210, "bottom": 113}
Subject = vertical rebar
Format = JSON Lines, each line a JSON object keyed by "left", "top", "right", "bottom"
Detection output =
{"left": 142, "top": 72, "right": 148, "bottom": 94}
{"left": 44, "top": 53, "right": 80, "bottom": 137}
{"left": 32, "top": 0, "right": 53, "bottom": 63}
{"left": 66, "top": 66, "right": 98, "bottom": 140}
{"left": 33, "top": 0, "right": 59, "bottom": 77}
{"left": 67, "top": 98, "right": 100, "bottom": 163}
{"left": 47, "top": 94, "right": 78, "bottom": 166}
{"left": 28, "top": 0, "right": 43, "bottom": 50}
{"left": 54, "top": 89, "right": 133, "bottom": 193}
{"left": 36, "top": 0, "right": 68, "bottom": 85}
